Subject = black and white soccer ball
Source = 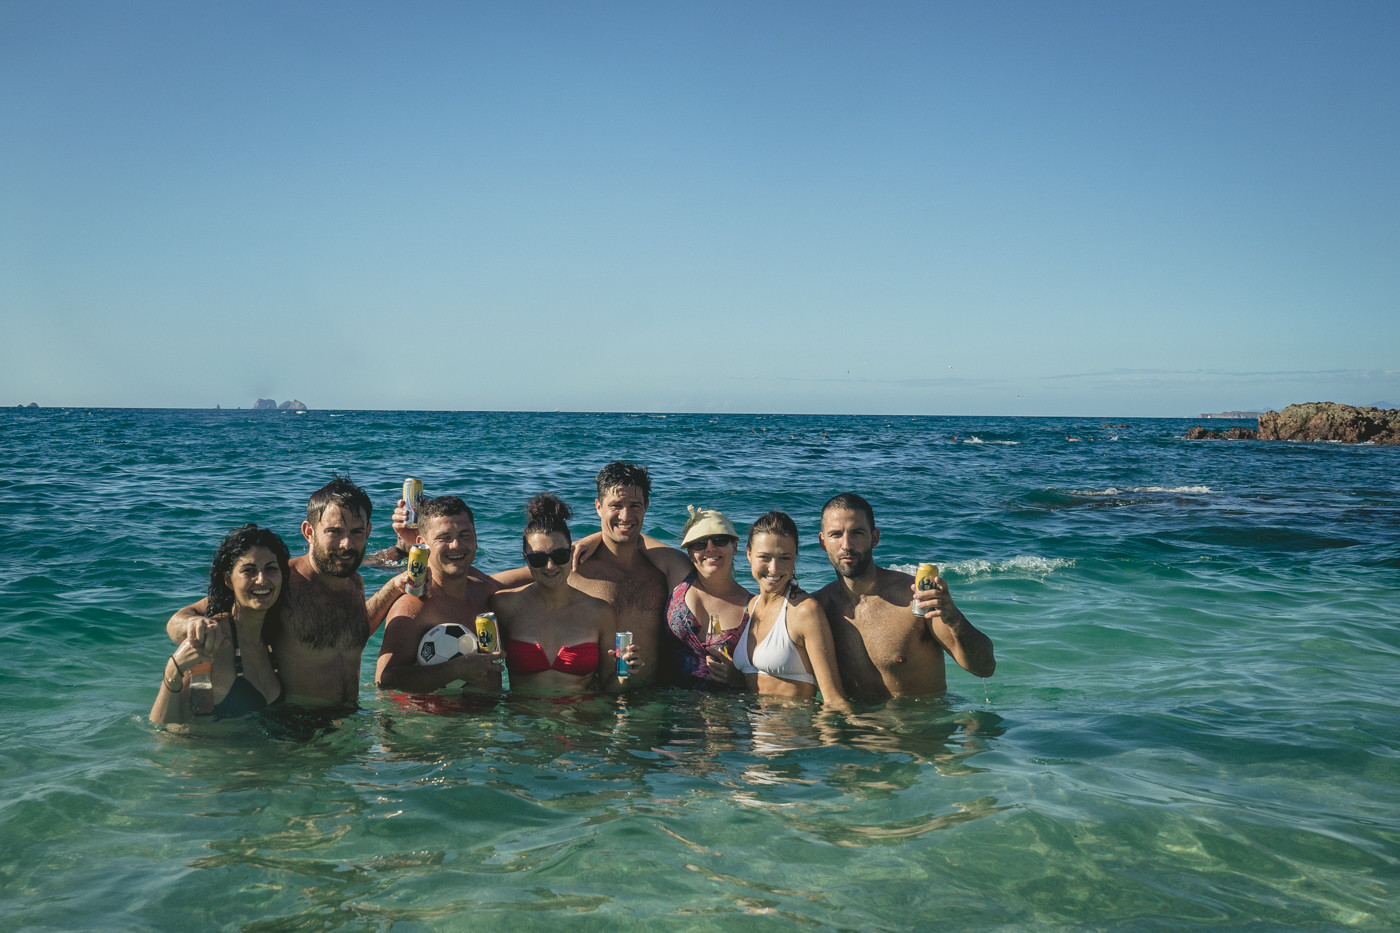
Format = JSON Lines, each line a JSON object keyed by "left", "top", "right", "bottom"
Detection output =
{"left": 417, "top": 623, "right": 478, "bottom": 665}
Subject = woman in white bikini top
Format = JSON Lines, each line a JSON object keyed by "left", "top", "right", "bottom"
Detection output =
{"left": 734, "top": 511, "right": 850, "bottom": 710}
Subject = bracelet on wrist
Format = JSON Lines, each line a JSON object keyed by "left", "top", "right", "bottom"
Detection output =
{"left": 162, "top": 677, "right": 183, "bottom": 693}
{"left": 169, "top": 653, "right": 185, "bottom": 676}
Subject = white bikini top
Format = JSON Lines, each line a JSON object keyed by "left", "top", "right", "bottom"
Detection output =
{"left": 733, "top": 588, "right": 817, "bottom": 685}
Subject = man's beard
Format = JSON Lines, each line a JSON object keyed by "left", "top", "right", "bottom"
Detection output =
{"left": 833, "top": 550, "right": 872, "bottom": 578}
{"left": 312, "top": 541, "right": 364, "bottom": 578}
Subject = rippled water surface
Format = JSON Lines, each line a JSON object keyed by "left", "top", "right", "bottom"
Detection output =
{"left": 2, "top": 408, "right": 1398, "bottom": 931}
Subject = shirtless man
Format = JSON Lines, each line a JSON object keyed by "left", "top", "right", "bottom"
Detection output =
{"left": 375, "top": 495, "right": 507, "bottom": 695}
{"left": 567, "top": 461, "right": 668, "bottom": 687}
{"left": 168, "top": 475, "right": 410, "bottom": 707}
{"left": 813, "top": 493, "right": 995, "bottom": 698}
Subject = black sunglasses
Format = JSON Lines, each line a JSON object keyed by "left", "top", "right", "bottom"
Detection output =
{"left": 687, "top": 535, "right": 736, "bottom": 551}
{"left": 523, "top": 546, "right": 572, "bottom": 568}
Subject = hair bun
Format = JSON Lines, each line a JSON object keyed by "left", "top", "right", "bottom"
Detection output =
{"left": 526, "top": 493, "right": 572, "bottom": 524}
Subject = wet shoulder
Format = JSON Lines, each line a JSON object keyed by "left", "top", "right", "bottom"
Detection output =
{"left": 386, "top": 593, "right": 426, "bottom": 621}
{"left": 877, "top": 567, "right": 916, "bottom": 607}
{"left": 811, "top": 580, "right": 847, "bottom": 615}
{"left": 787, "top": 591, "right": 830, "bottom": 627}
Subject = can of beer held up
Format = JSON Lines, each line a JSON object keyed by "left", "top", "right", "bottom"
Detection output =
{"left": 402, "top": 477, "right": 424, "bottom": 528}
{"left": 474, "top": 612, "right": 501, "bottom": 654}
{"left": 405, "top": 544, "right": 429, "bottom": 597}
{"left": 615, "top": 631, "right": 634, "bottom": 678}
{"left": 912, "top": 563, "right": 939, "bottom": 617}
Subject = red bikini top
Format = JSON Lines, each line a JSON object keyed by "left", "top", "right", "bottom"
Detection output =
{"left": 505, "top": 638, "right": 600, "bottom": 676}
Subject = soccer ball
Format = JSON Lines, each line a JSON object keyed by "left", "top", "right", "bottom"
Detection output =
{"left": 417, "top": 623, "right": 479, "bottom": 665}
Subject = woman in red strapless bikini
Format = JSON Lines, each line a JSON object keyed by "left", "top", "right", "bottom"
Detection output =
{"left": 490, "top": 493, "right": 637, "bottom": 695}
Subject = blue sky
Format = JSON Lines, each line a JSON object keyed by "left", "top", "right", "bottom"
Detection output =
{"left": 3, "top": 1, "right": 1396, "bottom": 416}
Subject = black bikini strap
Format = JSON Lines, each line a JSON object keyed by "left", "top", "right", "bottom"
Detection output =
{"left": 227, "top": 617, "right": 244, "bottom": 678}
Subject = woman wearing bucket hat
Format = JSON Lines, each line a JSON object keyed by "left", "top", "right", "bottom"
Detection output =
{"left": 574, "top": 505, "right": 750, "bottom": 688}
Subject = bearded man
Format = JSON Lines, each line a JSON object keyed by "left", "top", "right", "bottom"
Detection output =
{"left": 813, "top": 492, "right": 995, "bottom": 698}
{"left": 167, "top": 475, "right": 411, "bottom": 707}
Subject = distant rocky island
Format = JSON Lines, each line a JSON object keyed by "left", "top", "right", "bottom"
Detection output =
{"left": 253, "top": 398, "right": 308, "bottom": 411}
{"left": 1187, "top": 402, "right": 1400, "bottom": 445}
{"left": 1199, "top": 410, "right": 1263, "bottom": 419}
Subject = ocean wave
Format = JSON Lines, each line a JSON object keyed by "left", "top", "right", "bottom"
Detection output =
{"left": 1068, "top": 486, "right": 1213, "bottom": 496}
{"left": 891, "top": 557, "right": 1073, "bottom": 578}
{"left": 962, "top": 437, "right": 1019, "bottom": 445}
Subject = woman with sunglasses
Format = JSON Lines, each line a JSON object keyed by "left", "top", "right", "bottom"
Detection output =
{"left": 490, "top": 493, "right": 636, "bottom": 695}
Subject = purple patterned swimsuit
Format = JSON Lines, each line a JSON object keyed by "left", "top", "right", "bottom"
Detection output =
{"left": 666, "top": 570, "right": 742, "bottom": 685}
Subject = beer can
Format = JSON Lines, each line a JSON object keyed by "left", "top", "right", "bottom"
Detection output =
{"left": 405, "top": 543, "right": 429, "bottom": 597}
{"left": 913, "top": 563, "right": 939, "bottom": 617}
{"left": 402, "top": 477, "right": 424, "bottom": 527}
{"left": 615, "top": 631, "right": 633, "bottom": 678}
{"left": 474, "top": 612, "right": 501, "bottom": 654}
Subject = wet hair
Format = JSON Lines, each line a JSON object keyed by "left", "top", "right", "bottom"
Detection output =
{"left": 418, "top": 495, "right": 474, "bottom": 529}
{"left": 822, "top": 492, "right": 875, "bottom": 529}
{"left": 205, "top": 524, "right": 291, "bottom": 631}
{"left": 746, "top": 510, "right": 800, "bottom": 550}
{"left": 595, "top": 460, "right": 651, "bottom": 505}
{"left": 523, "top": 493, "right": 573, "bottom": 547}
{"left": 306, "top": 473, "right": 372, "bottom": 526}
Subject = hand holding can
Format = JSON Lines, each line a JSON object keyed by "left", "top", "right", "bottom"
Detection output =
{"left": 402, "top": 477, "right": 424, "bottom": 528}
{"left": 615, "top": 631, "right": 634, "bottom": 678}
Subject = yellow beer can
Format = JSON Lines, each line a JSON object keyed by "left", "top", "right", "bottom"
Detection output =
{"left": 405, "top": 544, "right": 429, "bottom": 597}
{"left": 474, "top": 612, "right": 501, "bottom": 653}
{"left": 912, "top": 563, "right": 939, "bottom": 617}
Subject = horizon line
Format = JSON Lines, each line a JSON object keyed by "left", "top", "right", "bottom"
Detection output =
{"left": 4, "top": 404, "right": 1284, "bottom": 419}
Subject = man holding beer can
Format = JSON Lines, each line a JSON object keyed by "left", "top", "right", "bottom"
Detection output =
{"left": 813, "top": 493, "right": 995, "bottom": 698}
{"left": 375, "top": 495, "right": 509, "bottom": 695}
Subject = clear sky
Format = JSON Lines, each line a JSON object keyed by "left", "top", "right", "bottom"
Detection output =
{"left": 3, "top": 1, "right": 1397, "bottom": 416}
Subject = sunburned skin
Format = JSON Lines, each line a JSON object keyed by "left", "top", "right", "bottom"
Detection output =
{"left": 813, "top": 504, "right": 995, "bottom": 699}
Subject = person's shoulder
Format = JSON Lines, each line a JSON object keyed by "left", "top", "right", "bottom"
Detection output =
{"left": 576, "top": 588, "right": 614, "bottom": 617}
{"left": 878, "top": 564, "right": 914, "bottom": 584}
{"left": 810, "top": 579, "right": 843, "bottom": 604}
{"left": 385, "top": 593, "right": 426, "bottom": 622}
{"left": 788, "top": 590, "right": 830, "bottom": 623}
{"left": 876, "top": 566, "right": 915, "bottom": 600}
{"left": 490, "top": 585, "right": 526, "bottom": 609}
{"left": 471, "top": 570, "right": 504, "bottom": 592}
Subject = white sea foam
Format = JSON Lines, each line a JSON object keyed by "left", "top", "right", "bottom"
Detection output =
{"left": 1069, "top": 485, "right": 1213, "bottom": 496}
{"left": 962, "top": 437, "right": 1019, "bottom": 445}
{"left": 891, "top": 557, "right": 1072, "bottom": 579}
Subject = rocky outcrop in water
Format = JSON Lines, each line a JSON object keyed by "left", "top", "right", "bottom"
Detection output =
{"left": 252, "top": 398, "right": 308, "bottom": 411}
{"left": 1258, "top": 402, "right": 1400, "bottom": 445}
{"left": 1185, "top": 426, "right": 1258, "bottom": 440}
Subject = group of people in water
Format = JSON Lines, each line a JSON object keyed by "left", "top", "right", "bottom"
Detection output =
{"left": 151, "top": 461, "right": 995, "bottom": 723}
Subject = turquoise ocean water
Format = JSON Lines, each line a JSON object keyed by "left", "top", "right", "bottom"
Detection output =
{"left": 1, "top": 408, "right": 1397, "bottom": 931}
